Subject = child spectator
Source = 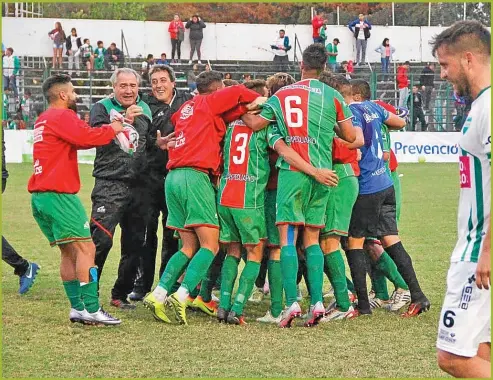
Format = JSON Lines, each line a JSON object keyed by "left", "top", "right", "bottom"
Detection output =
{"left": 156, "top": 53, "right": 169, "bottom": 65}
{"left": 79, "top": 39, "right": 94, "bottom": 71}
{"left": 94, "top": 41, "right": 106, "bottom": 70}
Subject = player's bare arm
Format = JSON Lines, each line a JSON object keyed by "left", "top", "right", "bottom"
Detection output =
{"left": 110, "top": 120, "right": 124, "bottom": 134}
{"left": 335, "top": 126, "right": 364, "bottom": 149}
{"left": 241, "top": 113, "right": 270, "bottom": 132}
{"left": 273, "top": 139, "right": 338, "bottom": 187}
{"left": 384, "top": 113, "right": 406, "bottom": 130}
{"left": 476, "top": 216, "right": 491, "bottom": 290}
{"left": 335, "top": 118, "right": 357, "bottom": 143}
{"left": 245, "top": 96, "right": 268, "bottom": 111}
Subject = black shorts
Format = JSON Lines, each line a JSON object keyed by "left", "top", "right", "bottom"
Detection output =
{"left": 349, "top": 186, "right": 398, "bottom": 238}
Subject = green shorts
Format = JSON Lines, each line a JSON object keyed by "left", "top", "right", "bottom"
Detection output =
{"left": 165, "top": 168, "right": 219, "bottom": 231}
{"left": 391, "top": 170, "right": 402, "bottom": 223}
{"left": 276, "top": 170, "right": 330, "bottom": 228}
{"left": 31, "top": 192, "right": 92, "bottom": 247}
{"left": 218, "top": 204, "right": 266, "bottom": 245}
{"left": 321, "top": 175, "right": 359, "bottom": 237}
{"left": 264, "top": 189, "right": 279, "bottom": 247}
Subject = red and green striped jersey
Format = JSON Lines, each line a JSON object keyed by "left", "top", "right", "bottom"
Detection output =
{"left": 261, "top": 79, "right": 353, "bottom": 171}
{"left": 218, "top": 119, "right": 270, "bottom": 209}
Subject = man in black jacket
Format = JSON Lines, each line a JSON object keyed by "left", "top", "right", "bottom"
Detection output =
{"left": 408, "top": 85, "right": 427, "bottom": 131}
{"left": 104, "top": 43, "right": 124, "bottom": 70}
{"left": 129, "top": 65, "right": 193, "bottom": 301}
{"left": 419, "top": 62, "right": 435, "bottom": 110}
{"left": 89, "top": 68, "right": 153, "bottom": 309}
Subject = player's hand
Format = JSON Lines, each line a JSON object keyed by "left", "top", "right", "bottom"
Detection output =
{"left": 383, "top": 151, "right": 390, "bottom": 162}
{"left": 313, "top": 168, "right": 338, "bottom": 187}
{"left": 421, "top": 86, "right": 425, "bottom": 91}
{"left": 356, "top": 149, "right": 362, "bottom": 161}
{"left": 110, "top": 120, "right": 124, "bottom": 134}
{"left": 475, "top": 249, "right": 490, "bottom": 290}
{"left": 247, "top": 109, "right": 262, "bottom": 115}
{"left": 125, "top": 105, "right": 143, "bottom": 124}
{"left": 156, "top": 130, "right": 175, "bottom": 151}
{"left": 246, "top": 97, "right": 268, "bottom": 111}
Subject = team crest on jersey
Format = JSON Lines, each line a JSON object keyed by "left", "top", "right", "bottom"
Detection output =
{"left": 180, "top": 104, "right": 194, "bottom": 120}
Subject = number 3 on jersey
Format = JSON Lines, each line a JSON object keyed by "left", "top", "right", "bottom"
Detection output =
{"left": 284, "top": 96, "right": 303, "bottom": 128}
{"left": 233, "top": 132, "right": 249, "bottom": 164}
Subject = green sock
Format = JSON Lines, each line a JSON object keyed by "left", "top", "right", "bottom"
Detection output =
{"left": 324, "top": 251, "right": 350, "bottom": 311}
{"left": 219, "top": 255, "right": 239, "bottom": 310}
{"left": 198, "top": 251, "right": 224, "bottom": 302}
{"left": 268, "top": 259, "right": 283, "bottom": 318}
{"left": 231, "top": 261, "right": 260, "bottom": 315}
{"left": 370, "top": 264, "right": 390, "bottom": 300}
{"left": 158, "top": 251, "right": 190, "bottom": 292}
{"left": 180, "top": 248, "right": 215, "bottom": 293}
{"left": 63, "top": 280, "right": 85, "bottom": 311}
{"left": 170, "top": 281, "right": 181, "bottom": 294}
{"left": 346, "top": 276, "right": 355, "bottom": 293}
{"left": 280, "top": 245, "right": 299, "bottom": 306}
{"left": 305, "top": 245, "right": 324, "bottom": 305}
{"left": 80, "top": 267, "right": 100, "bottom": 313}
{"left": 376, "top": 252, "right": 409, "bottom": 291}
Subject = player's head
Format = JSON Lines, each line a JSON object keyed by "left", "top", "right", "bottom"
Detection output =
{"left": 42, "top": 74, "right": 77, "bottom": 112}
{"left": 266, "top": 72, "right": 296, "bottom": 96}
{"left": 279, "top": 29, "right": 285, "bottom": 38}
{"left": 319, "top": 72, "right": 352, "bottom": 101}
{"left": 412, "top": 85, "right": 419, "bottom": 93}
{"left": 244, "top": 79, "right": 268, "bottom": 97}
{"left": 223, "top": 79, "right": 239, "bottom": 87}
{"left": 110, "top": 68, "right": 140, "bottom": 108}
{"left": 301, "top": 44, "right": 327, "bottom": 77}
{"left": 431, "top": 20, "right": 490, "bottom": 98}
{"left": 196, "top": 70, "right": 224, "bottom": 94}
{"left": 149, "top": 64, "right": 176, "bottom": 104}
{"left": 350, "top": 79, "right": 371, "bottom": 101}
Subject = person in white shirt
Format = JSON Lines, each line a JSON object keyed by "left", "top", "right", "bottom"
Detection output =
{"left": 347, "top": 14, "right": 372, "bottom": 66}
{"left": 65, "top": 28, "right": 81, "bottom": 76}
{"left": 270, "top": 29, "right": 291, "bottom": 71}
{"left": 432, "top": 20, "right": 491, "bottom": 379}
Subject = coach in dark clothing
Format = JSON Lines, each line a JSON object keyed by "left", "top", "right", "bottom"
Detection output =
{"left": 89, "top": 68, "right": 152, "bottom": 309}
{"left": 186, "top": 15, "right": 206, "bottom": 63}
{"left": 129, "top": 65, "right": 193, "bottom": 300}
{"left": 419, "top": 62, "right": 435, "bottom": 110}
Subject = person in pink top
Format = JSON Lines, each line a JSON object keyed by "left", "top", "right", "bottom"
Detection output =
{"left": 375, "top": 38, "right": 396, "bottom": 81}
{"left": 168, "top": 14, "right": 185, "bottom": 63}
{"left": 312, "top": 10, "right": 327, "bottom": 44}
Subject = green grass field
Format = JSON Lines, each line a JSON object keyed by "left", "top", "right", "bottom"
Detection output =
{"left": 2, "top": 163, "right": 459, "bottom": 378}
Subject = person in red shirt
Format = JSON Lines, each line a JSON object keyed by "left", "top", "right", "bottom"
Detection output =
{"left": 143, "top": 70, "right": 261, "bottom": 325}
{"left": 312, "top": 10, "right": 327, "bottom": 44}
{"left": 168, "top": 14, "right": 185, "bottom": 62}
{"left": 397, "top": 61, "right": 410, "bottom": 108}
{"left": 28, "top": 74, "right": 125, "bottom": 326}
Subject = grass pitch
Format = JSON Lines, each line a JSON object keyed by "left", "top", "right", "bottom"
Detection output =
{"left": 2, "top": 163, "right": 458, "bottom": 378}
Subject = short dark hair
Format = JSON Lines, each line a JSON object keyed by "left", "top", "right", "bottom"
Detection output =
{"left": 149, "top": 64, "right": 176, "bottom": 82}
{"left": 333, "top": 38, "right": 340, "bottom": 44}
{"left": 42, "top": 74, "right": 72, "bottom": 104}
{"left": 24, "top": 89, "right": 32, "bottom": 96}
{"left": 110, "top": 42, "right": 116, "bottom": 47}
{"left": 319, "top": 72, "right": 351, "bottom": 97}
{"left": 196, "top": 70, "right": 223, "bottom": 94}
{"left": 6, "top": 47, "right": 13, "bottom": 54}
{"left": 279, "top": 29, "right": 285, "bottom": 33}
{"left": 404, "top": 61, "right": 410, "bottom": 65}
{"left": 161, "top": 52, "right": 167, "bottom": 57}
{"left": 223, "top": 79, "right": 240, "bottom": 87}
{"left": 431, "top": 20, "right": 490, "bottom": 58}
{"left": 302, "top": 44, "right": 327, "bottom": 72}
{"left": 350, "top": 79, "right": 371, "bottom": 101}
{"left": 83, "top": 38, "right": 89, "bottom": 44}
{"left": 244, "top": 79, "right": 267, "bottom": 95}
{"left": 266, "top": 72, "right": 296, "bottom": 96}
{"left": 97, "top": 40, "right": 103, "bottom": 45}
{"left": 147, "top": 54, "right": 153, "bottom": 60}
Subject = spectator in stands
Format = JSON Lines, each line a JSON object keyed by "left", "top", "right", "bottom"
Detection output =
{"left": 397, "top": 61, "right": 410, "bottom": 108}
{"left": 156, "top": 53, "right": 169, "bottom": 65}
{"left": 168, "top": 14, "right": 185, "bottom": 63}
{"left": 242, "top": 73, "right": 252, "bottom": 83}
{"left": 2, "top": 47, "right": 20, "bottom": 98}
{"left": 65, "top": 28, "right": 82, "bottom": 76}
{"left": 141, "top": 54, "right": 155, "bottom": 85}
{"left": 94, "top": 41, "right": 106, "bottom": 71}
{"left": 223, "top": 79, "right": 239, "bottom": 87}
{"left": 325, "top": 38, "right": 339, "bottom": 72}
{"left": 187, "top": 63, "right": 199, "bottom": 92}
{"left": 375, "top": 38, "right": 395, "bottom": 81}
{"left": 348, "top": 14, "right": 372, "bottom": 66}
{"left": 408, "top": 85, "right": 427, "bottom": 131}
{"left": 80, "top": 38, "right": 94, "bottom": 71}
{"left": 337, "top": 60, "right": 351, "bottom": 80}
{"left": 204, "top": 63, "right": 211, "bottom": 72}
{"left": 105, "top": 43, "right": 124, "bottom": 70}
{"left": 83, "top": 112, "right": 90, "bottom": 123}
{"left": 224, "top": 72, "right": 232, "bottom": 80}
{"left": 419, "top": 62, "right": 435, "bottom": 110}
{"left": 186, "top": 15, "right": 206, "bottom": 64}
{"left": 48, "top": 21, "right": 66, "bottom": 69}
{"left": 312, "top": 10, "right": 327, "bottom": 44}
{"left": 19, "top": 90, "right": 34, "bottom": 129}
{"left": 271, "top": 29, "right": 291, "bottom": 71}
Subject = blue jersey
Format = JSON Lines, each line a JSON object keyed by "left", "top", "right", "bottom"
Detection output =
{"left": 350, "top": 101, "right": 393, "bottom": 195}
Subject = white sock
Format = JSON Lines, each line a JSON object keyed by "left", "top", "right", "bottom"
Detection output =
{"left": 175, "top": 286, "right": 189, "bottom": 303}
{"left": 152, "top": 286, "right": 168, "bottom": 303}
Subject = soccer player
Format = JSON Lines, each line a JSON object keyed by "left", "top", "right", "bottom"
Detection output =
{"left": 317, "top": 72, "right": 363, "bottom": 321}
{"left": 3, "top": 134, "right": 40, "bottom": 294}
{"left": 432, "top": 21, "right": 491, "bottom": 378}
{"left": 28, "top": 74, "right": 124, "bottom": 325}
{"left": 143, "top": 71, "right": 261, "bottom": 325}
{"left": 129, "top": 64, "right": 192, "bottom": 301}
{"left": 346, "top": 79, "right": 430, "bottom": 316}
{"left": 89, "top": 68, "right": 153, "bottom": 310}
{"left": 241, "top": 44, "right": 357, "bottom": 328}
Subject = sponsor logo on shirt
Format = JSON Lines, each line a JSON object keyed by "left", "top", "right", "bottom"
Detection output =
{"left": 459, "top": 156, "right": 471, "bottom": 188}
{"left": 180, "top": 104, "right": 194, "bottom": 120}
{"left": 84, "top": 221, "right": 90, "bottom": 229}
{"left": 175, "top": 131, "right": 186, "bottom": 148}
{"left": 281, "top": 84, "right": 321, "bottom": 94}
{"left": 157, "top": 111, "right": 165, "bottom": 117}
{"left": 33, "top": 159, "right": 43, "bottom": 175}
{"left": 438, "top": 328, "right": 457, "bottom": 344}
{"left": 225, "top": 173, "right": 257, "bottom": 182}
{"left": 33, "top": 124, "right": 45, "bottom": 144}
{"left": 371, "top": 166, "right": 387, "bottom": 177}
{"left": 286, "top": 136, "right": 317, "bottom": 144}
{"left": 363, "top": 112, "right": 380, "bottom": 123}
{"left": 97, "top": 206, "right": 106, "bottom": 213}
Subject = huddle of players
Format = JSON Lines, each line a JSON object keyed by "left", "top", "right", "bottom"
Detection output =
{"left": 142, "top": 43, "right": 430, "bottom": 328}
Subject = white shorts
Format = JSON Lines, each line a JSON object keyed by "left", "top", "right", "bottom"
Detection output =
{"left": 436, "top": 261, "right": 491, "bottom": 357}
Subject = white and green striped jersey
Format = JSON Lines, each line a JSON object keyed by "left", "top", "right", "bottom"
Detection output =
{"left": 451, "top": 87, "right": 491, "bottom": 263}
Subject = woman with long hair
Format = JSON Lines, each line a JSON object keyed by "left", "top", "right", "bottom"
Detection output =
{"left": 374, "top": 38, "right": 396, "bottom": 81}
{"left": 48, "top": 22, "right": 66, "bottom": 69}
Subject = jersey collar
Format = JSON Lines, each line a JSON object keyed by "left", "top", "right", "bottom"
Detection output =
{"left": 475, "top": 86, "right": 490, "bottom": 101}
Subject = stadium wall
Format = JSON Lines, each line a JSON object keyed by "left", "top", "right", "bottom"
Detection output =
{"left": 4, "top": 130, "right": 461, "bottom": 164}
{"left": 1, "top": 17, "right": 472, "bottom": 63}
